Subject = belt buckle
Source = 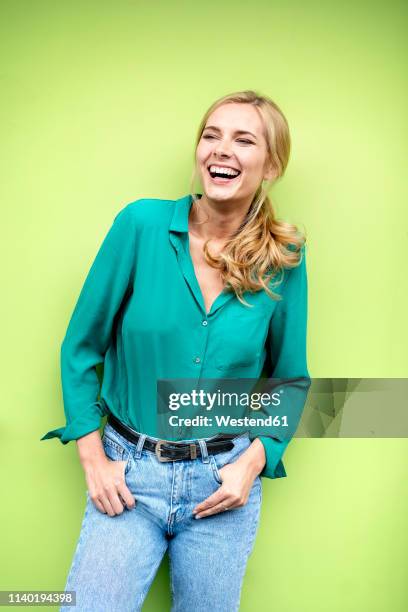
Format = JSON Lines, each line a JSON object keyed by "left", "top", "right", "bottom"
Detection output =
{"left": 154, "top": 440, "right": 198, "bottom": 462}
{"left": 155, "top": 440, "right": 174, "bottom": 462}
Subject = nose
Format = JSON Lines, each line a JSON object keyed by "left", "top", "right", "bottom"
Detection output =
{"left": 214, "top": 138, "right": 232, "bottom": 158}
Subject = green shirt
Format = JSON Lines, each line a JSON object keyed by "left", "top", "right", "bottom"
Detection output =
{"left": 40, "top": 194, "right": 310, "bottom": 480}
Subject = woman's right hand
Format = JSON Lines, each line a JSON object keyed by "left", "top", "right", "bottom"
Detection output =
{"left": 76, "top": 430, "right": 136, "bottom": 516}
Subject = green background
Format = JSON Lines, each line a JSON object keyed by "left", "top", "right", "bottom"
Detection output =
{"left": 1, "top": 1, "right": 407, "bottom": 610}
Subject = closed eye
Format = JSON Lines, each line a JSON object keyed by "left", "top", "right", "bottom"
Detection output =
{"left": 202, "top": 135, "right": 254, "bottom": 145}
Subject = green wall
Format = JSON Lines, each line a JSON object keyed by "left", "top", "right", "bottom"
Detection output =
{"left": 1, "top": 1, "right": 407, "bottom": 610}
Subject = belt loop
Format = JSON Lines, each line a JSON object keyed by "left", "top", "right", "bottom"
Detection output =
{"left": 135, "top": 434, "right": 147, "bottom": 459}
{"left": 198, "top": 439, "right": 209, "bottom": 463}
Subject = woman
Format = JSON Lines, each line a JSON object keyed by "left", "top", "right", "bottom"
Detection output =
{"left": 41, "top": 89, "right": 310, "bottom": 612}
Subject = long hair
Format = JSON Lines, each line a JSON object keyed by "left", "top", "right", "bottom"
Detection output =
{"left": 189, "top": 89, "right": 307, "bottom": 307}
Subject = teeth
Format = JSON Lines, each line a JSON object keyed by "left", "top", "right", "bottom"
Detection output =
{"left": 209, "top": 165, "right": 240, "bottom": 177}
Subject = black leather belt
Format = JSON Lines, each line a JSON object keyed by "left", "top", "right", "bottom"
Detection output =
{"left": 107, "top": 412, "right": 237, "bottom": 462}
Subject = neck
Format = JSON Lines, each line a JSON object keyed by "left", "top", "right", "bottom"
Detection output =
{"left": 189, "top": 193, "right": 253, "bottom": 242}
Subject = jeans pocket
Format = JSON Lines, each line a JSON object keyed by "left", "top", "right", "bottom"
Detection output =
{"left": 208, "top": 435, "right": 256, "bottom": 487}
{"left": 209, "top": 454, "right": 223, "bottom": 485}
{"left": 102, "top": 435, "right": 133, "bottom": 476}
{"left": 258, "top": 476, "right": 262, "bottom": 503}
{"left": 209, "top": 455, "right": 263, "bottom": 498}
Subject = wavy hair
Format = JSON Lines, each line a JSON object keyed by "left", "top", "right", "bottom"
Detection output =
{"left": 189, "top": 89, "right": 307, "bottom": 307}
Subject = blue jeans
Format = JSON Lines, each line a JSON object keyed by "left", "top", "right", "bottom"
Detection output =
{"left": 61, "top": 422, "right": 262, "bottom": 612}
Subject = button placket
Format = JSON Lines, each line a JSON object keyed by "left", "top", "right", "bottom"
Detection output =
{"left": 194, "top": 311, "right": 212, "bottom": 374}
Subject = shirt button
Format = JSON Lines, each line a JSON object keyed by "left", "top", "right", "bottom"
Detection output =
{"left": 193, "top": 357, "right": 201, "bottom": 364}
{"left": 202, "top": 320, "right": 208, "bottom": 326}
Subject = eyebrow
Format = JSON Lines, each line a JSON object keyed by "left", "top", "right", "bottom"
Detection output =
{"left": 203, "top": 125, "right": 258, "bottom": 139}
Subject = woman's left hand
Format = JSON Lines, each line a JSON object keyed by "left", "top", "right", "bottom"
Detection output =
{"left": 192, "top": 440, "right": 265, "bottom": 519}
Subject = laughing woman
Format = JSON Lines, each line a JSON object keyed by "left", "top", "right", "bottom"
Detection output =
{"left": 41, "top": 89, "right": 310, "bottom": 612}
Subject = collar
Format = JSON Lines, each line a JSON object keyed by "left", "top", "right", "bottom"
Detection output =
{"left": 167, "top": 193, "right": 237, "bottom": 316}
{"left": 169, "top": 193, "right": 202, "bottom": 234}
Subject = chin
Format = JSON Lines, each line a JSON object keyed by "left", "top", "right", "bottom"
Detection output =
{"left": 204, "top": 184, "right": 241, "bottom": 200}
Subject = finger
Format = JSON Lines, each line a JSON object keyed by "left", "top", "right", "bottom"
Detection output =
{"left": 90, "top": 495, "right": 106, "bottom": 514}
{"left": 87, "top": 488, "right": 112, "bottom": 514}
{"left": 195, "top": 500, "right": 236, "bottom": 519}
{"left": 102, "top": 491, "right": 123, "bottom": 516}
{"left": 108, "top": 480, "right": 134, "bottom": 515}
{"left": 90, "top": 492, "right": 115, "bottom": 516}
{"left": 193, "top": 488, "right": 229, "bottom": 515}
{"left": 115, "top": 460, "right": 136, "bottom": 509}
{"left": 107, "top": 460, "right": 134, "bottom": 513}
{"left": 90, "top": 459, "right": 132, "bottom": 516}
{"left": 117, "top": 482, "right": 136, "bottom": 509}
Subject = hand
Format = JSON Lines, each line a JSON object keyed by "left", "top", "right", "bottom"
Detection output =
{"left": 77, "top": 430, "right": 136, "bottom": 517}
{"left": 192, "top": 445, "right": 264, "bottom": 519}
{"left": 83, "top": 455, "right": 136, "bottom": 516}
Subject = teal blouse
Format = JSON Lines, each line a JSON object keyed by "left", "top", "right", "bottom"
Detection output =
{"left": 40, "top": 194, "right": 310, "bottom": 480}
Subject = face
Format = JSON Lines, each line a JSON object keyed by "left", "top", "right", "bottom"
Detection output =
{"left": 196, "top": 103, "right": 275, "bottom": 204}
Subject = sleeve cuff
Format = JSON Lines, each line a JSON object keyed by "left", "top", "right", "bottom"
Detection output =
{"left": 40, "top": 402, "right": 105, "bottom": 445}
{"left": 257, "top": 436, "right": 288, "bottom": 479}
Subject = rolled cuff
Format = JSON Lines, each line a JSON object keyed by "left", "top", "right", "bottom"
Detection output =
{"left": 257, "top": 436, "right": 288, "bottom": 479}
{"left": 40, "top": 401, "right": 105, "bottom": 445}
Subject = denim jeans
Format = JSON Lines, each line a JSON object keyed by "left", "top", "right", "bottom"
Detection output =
{"left": 61, "top": 422, "right": 262, "bottom": 612}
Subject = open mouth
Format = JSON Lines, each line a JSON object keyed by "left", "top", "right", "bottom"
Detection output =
{"left": 207, "top": 165, "right": 242, "bottom": 184}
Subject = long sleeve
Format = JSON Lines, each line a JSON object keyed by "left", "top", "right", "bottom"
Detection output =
{"left": 256, "top": 244, "right": 311, "bottom": 479}
{"left": 40, "top": 204, "right": 137, "bottom": 444}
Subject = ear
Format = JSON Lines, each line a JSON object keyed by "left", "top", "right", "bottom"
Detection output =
{"left": 263, "top": 167, "right": 277, "bottom": 181}
{"left": 263, "top": 160, "right": 277, "bottom": 181}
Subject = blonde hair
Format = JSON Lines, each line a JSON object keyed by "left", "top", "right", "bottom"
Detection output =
{"left": 189, "top": 89, "right": 307, "bottom": 307}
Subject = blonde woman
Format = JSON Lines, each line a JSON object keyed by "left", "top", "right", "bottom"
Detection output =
{"left": 42, "top": 90, "right": 310, "bottom": 612}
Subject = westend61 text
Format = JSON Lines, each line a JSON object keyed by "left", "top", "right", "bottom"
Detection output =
{"left": 168, "top": 415, "right": 288, "bottom": 427}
